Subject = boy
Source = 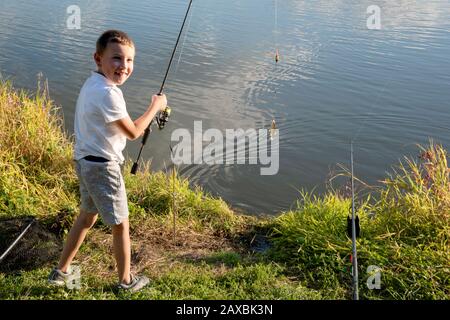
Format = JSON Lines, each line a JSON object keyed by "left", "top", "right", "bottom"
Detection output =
{"left": 48, "top": 30, "right": 167, "bottom": 293}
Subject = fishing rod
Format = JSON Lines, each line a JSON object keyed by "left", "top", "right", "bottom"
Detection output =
{"left": 131, "top": 0, "right": 194, "bottom": 175}
{"left": 345, "top": 71, "right": 393, "bottom": 301}
{"left": 0, "top": 218, "right": 35, "bottom": 264}
{"left": 348, "top": 142, "right": 359, "bottom": 300}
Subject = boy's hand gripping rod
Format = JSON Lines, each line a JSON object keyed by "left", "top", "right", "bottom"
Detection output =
{"left": 131, "top": 0, "right": 194, "bottom": 174}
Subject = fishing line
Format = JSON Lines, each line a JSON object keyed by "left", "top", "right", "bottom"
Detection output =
{"left": 274, "top": 0, "right": 278, "bottom": 44}
{"left": 174, "top": 4, "right": 195, "bottom": 77}
{"left": 165, "top": 6, "right": 194, "bottom": 240}
{"left": 274, "top": 0, "right": 279, "bottom": 63}
{"left": 269, "top": 0, "right": 280, "bottom": 138}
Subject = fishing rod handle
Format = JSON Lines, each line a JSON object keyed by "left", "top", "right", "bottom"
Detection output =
{"left": 131, "top": 124, "right": 152, "bottom": 175}
{"left": 142, "top": 127, "right": 151, "bottom": 145}
{"left": 131, "top": 162, "right": 138, "bottom": 175}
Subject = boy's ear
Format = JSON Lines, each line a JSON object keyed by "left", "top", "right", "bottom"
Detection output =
{"left": 94, "top": 52, "right": 101, "bottom": 67}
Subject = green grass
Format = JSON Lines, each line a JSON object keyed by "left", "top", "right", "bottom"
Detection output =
{"left": 125, "top": 164, "right": 240, "bottom": 236}
{"left": 0, "top": 262, "right": 321, "bottom": 300}
{"left": 268, "top": 143, "right": 449, "bottom": 299}
{"left": 0, "top": 81, "right": 448, "bottom": 300}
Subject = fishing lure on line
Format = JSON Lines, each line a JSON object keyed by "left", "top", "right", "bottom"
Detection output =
{"left": 270, "top": 119, "right": 277, "bottom": 140}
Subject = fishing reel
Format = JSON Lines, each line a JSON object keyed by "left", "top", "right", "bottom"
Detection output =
{"left": 156, "top": 106, "right": 171, "bottom": 129}
{"left": 346, "top": 204, "right": 361, "bottom": 239}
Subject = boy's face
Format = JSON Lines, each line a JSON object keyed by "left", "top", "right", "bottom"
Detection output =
{"left": 94, "top": 42, "right": 135, "bottom": 85}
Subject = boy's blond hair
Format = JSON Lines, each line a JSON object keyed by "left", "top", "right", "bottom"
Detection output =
{"left": 96, "top": 30, "right": 135, "bottom": 55}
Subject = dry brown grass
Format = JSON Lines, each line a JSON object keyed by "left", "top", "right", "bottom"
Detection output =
{"left": 74, "top": 215, "right": 243, "bottom": 281}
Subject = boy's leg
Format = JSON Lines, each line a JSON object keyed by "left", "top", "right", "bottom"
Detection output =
{"left": 57, "top": 209, "right": 98, "bottom": 273}
{"left": 112, "top": 219, "right": 131, "bottom": 284}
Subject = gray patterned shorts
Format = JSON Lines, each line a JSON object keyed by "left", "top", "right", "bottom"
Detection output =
{"left": 74, "top": 159, "right": 129, "bottom": 226}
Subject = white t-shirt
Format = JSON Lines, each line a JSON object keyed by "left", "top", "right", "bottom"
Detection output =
{"left": 74, "top": 72, "right": 129, "bottom": 163}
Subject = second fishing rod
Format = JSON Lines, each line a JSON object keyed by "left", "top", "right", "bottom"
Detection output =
{"left": 131, "top": 0, "right": 194, "bottom": 174}
{"left": 349, "top": 141, "right": 359, "bottom": 300}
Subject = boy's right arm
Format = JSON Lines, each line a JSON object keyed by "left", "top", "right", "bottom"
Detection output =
{"left": 113, "top": 94, "right": 167, "bottom": 140}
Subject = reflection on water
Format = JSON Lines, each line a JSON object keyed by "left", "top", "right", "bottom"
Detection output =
{"left": 1, "top": 0, "right": 449, "bottom": 215}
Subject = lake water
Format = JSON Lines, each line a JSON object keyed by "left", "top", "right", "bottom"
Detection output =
{"left": 1, "top": 0, "right": 449, "bottom": 215}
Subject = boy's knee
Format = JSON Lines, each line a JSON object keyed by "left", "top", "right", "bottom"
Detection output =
{"left": 112, "top": 219, "right": 129, "bottom": 233}
{"left": 79, "top": 210, "right": 98, "bottom": 228}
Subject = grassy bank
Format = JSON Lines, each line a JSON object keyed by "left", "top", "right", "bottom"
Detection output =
{"left": 0, "top": 81, "right": 448, "bottom": 300}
